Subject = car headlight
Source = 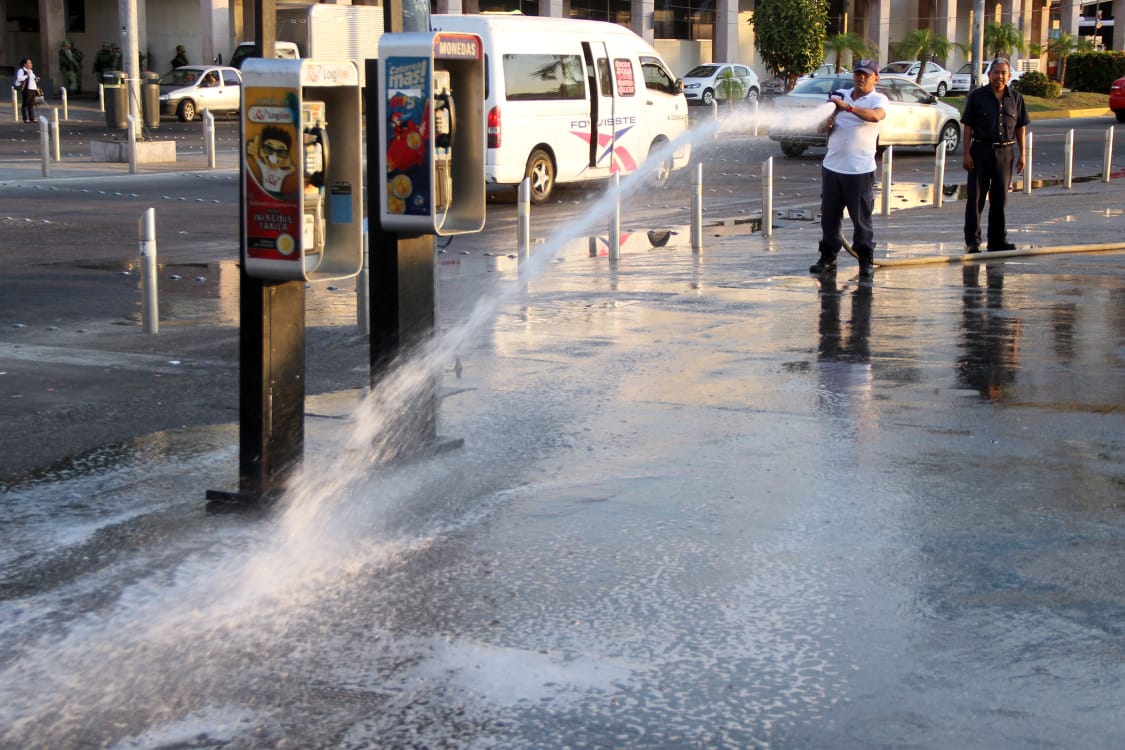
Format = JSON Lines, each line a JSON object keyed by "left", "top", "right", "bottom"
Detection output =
{"left": 684, "top": 83, "right": 699, "bottom": 89}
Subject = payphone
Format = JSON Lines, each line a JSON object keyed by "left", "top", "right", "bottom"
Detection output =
{"left": 242, "top": 58, "right": 363, "bottom": 281}
{"left": 377, "top": 32, "right": 485, "bottom": 236}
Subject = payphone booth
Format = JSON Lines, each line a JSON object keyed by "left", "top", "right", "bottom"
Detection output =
{"left": 377, "top": 32, "right": 485, "bottom": 236}
{"left": 241, "top": 58, "right": 364, "bottom": 281}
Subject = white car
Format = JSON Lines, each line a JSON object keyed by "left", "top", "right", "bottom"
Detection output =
{"left": 878, "top": 60, "right": 953, "bottom": 97}
{"left": 157, "top": 65, "right": 242, "bottom": 122}
{"left": 768, "top": 74, "right": 962, "bottom": 157}
{"left": 680, "top": 63, "right": 760, "bottom": 105}
{"left": 951, "top": 60, "right": 1022, "bottom": 94}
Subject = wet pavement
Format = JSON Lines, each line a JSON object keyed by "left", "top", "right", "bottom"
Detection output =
{"left": 2, "top": 101, "right": 1125, "bottom": 749}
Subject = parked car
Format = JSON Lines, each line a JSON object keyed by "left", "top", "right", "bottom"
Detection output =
{"left": 680, "top": 63, "right": 760, "bottom": 105}
{"left": 951, "top": 60, "right": 1022, "bottom": 94}
{"left": 157, "top": 65, "right": 242, "bottom": 122}
{"left": 878, "top": 60, "right": 953, "bottom": 96}
{"left": 762, "top": 64, "right": 850, "bottom": 98}
{"left": 768, "top": 74, "right": 962, "bottom": 157}
{"left": 798, "top": 63, "right": 850, "bottom": 82}
{"left": 1112, "top": 76, "right": 1125, "bottom": 122}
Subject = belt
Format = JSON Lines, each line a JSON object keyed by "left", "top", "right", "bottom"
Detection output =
{"left": 973, "top": 139, "right": 1016, "bottom": 148}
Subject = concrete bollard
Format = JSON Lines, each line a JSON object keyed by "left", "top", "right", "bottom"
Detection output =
{"left": 517, "top": 177, "right": 530, "bottom": 268}
{"left": 691, "top": 162, "right": 703, "bottom": 253}
{"left": 98, "top": 83, "right": 105, "bottom": 112}
{"left": 933, "top": 143, "right": 946, "bottom": 209}
{"left": 1104, "top": 126, "right": 1115, "bottom": 184}
{"left": 1024, "top": 131, "right": 1034, "bottom": 195}
{"left": 356, "top": 222, "right": 369, "bottom": 336}
{"left": 761, "top": 156, "right": 773, "bottom": 238}
{"left": 203, "top": 109, "right": 216, "bottom": 169}
{"left": 752, "top": 98, "right": 759, "bottom": 137}
{"left": 1063, "top": 128, "right": 1074, "bottom": 189}
{"left": 881, "top": 146, "right": 893, "bottom": 216}
{"left": 139, "top": 208, "right": 159, "bottom": 335}
{"left": 608, "top": 173, "right": 621, "bottom": 261}
{"left": 38, "top": 116, "right": 50, "bottom": 177}
{"left": 10, "top": 87, "right": 18, "bottom": 123}
{"left": 50, "top": 108, "right": 60, "bottom": 162}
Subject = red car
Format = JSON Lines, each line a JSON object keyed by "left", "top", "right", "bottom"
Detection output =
{"left": 1111, "top": 76, "right": 1125, "bottom": 123}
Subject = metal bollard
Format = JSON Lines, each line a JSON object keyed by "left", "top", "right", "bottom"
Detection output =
{"left": 139, "top": 208, "right": 159, "bottom": 334}
{"left": 881, "top": 146, "right": 893, "bottom": 216}
{"left": 1063, "top": 128, "right": 1074, "bottom": 189}
{"left": 98, "top": 83, "right": 105, "bottom": 112}
{"left": 761, "top": 156, "right": 773, "bottom": 238}
{"left": 127, "top": 114, "right": 138, "bottom": 174}
{"left": 752, "top": 98, "right": 759, "bottom": 137}
{"left": 50, "top": 108, "right": 60, "bottom": 162}
{"left": 10, "top": 87, "right": 18, "bottom": 123}
{"left": 356, "top": 222, "right": 369, "bottom": 336}
{"left": 608, "top": 173, "right": 621, "bottom": 261}
{"left": 38, "top": 116, "right": 50, "bottom": 177}
{"left": 1104, "top": 125, "right": 1115, "bottom": 183}
{"left": 933, "top": 143, "right": 946, "bottom": 209}
{"left": 60, "top": 87, "right": 68, "bottom": 121}
{"left": 691, "top": 162, "right": 703, "bottom": 253}
{"left": 517, "top": 177, "right": 531, "bottom": 267}
{"left": 1024, "top": 131, "right": 1034, "bottom": 195}
{"left": 203, "top": 109, "right": 216, "bottom": 169}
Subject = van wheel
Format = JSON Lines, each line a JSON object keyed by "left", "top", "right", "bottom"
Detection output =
{"left": 524, "top": 149, "right": 555, "bottom": 204}
{"left": 701, "top": 89, "right": 715, "bottom": 106}
{"left": 177, "top": 100, "right": 197, "bottom": 122}
{"left": 648, "top": 143, "right": 673, "bottom": 188}
{"left": 780, "top": 142, "right": 806, "bottom": 157}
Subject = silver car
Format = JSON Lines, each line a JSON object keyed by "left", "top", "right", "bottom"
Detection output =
{"left": 768, "top": 74, "right": 962, "bottom": 157}
{"left": 878, "top": 60, "right": 953, "bottom": 97}
{"left": 680, "top": 63, "right": 760, "bottom": 105}
{"left": 158, "top": 65, "right": 242, "bottom": 122}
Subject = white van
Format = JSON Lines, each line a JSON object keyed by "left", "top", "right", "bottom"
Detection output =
{"left": 430, "top": 14, "right": 692, "bottom": 203}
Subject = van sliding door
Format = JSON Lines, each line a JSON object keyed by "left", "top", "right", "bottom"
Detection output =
{"left": 581, "top": 42, "right": 615, "bottom": 169}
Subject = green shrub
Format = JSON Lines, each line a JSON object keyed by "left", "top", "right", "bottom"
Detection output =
{"left": 1018, "top": 71, "right": 1062, "bottom": 98}
{"left": 1064, "top": 51, "right": 1125, "bottom": 93}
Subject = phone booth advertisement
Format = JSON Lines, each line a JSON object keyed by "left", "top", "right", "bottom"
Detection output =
{"left": 378, "top": 32, "right": 485, "bottom": 236}
{"left": 242, "top": 58, "right": 364, "bottom": 281}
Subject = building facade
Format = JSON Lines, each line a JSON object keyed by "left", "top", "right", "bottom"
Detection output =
{"left": 2, "top": 0, "right": 1121, "bottom": 93}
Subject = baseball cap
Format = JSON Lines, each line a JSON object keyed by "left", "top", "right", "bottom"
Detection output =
{"left": 854, "top": 59, "right": 879, "bottom": 75}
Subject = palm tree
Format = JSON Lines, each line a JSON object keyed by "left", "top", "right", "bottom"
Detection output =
{"left": 714, "top": 67, "right": 747, "bottom": 110}
{"left": 824, "top": 32, "right": 873, "bottom": 73}
{"left": 1047, "top": 32, "right": 1076, "bottom": 87}
{"left": 895, "top": 29, "right": 952, "bottom": 87}
{"left": 985, "top": 22, "right": 1024, "bottom": 59}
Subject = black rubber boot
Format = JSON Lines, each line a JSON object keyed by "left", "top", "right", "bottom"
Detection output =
{"left": 855, "top": 245, "right": 875, "bottom": 278}
{"left": 809, "top": 244, "right": 838, "bottom": 274}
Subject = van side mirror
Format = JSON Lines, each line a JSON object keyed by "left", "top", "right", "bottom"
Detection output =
{"left": 926, "top": 94, "right": 937, "bottom": 104}
{"left": 675, "top": 78, "right": 683, "bottom": 95}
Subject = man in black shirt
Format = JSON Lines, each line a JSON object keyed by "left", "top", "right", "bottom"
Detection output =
{"left": 960, "top": 58, "right": 1029, "bottom": 253}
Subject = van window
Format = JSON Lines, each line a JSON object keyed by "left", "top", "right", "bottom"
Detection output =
{"left": 502, "top": 54, "right": 585, "bottom": 100}
{"left": 639, "top": 56, "right": 677, "bottom": 95}
{"left": 597, "top": 58, "right": 613, "bottom": 96}
{"left": 614, "top": 59, "right": 636, "bottom": 96}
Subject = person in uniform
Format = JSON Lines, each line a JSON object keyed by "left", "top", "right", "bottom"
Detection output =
{"left": 171, "top": 45, "right": 189, "bottom": 69}
{"left": 961, "top": 58, "right": 1030, "bottom": 253}
{"left": 59, "top": 40, "right": 84, "bottom": 94}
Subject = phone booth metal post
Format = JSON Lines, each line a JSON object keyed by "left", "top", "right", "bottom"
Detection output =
{"left": 377, "top": 32, "right": 485, "bottom": 236}
{"left": 241, "top": 58, "right": 364, "bottom": 281}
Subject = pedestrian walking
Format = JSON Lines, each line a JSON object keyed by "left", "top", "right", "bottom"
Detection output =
{"left": 171, "top": 45, "right": 189, "bottom": 69}
{"left": 809, "top": 58, "right": 889, "bottom": 278}
{"left": 961, "top": 58, "right": 1029, "bottom": 253}
{"left": 13, "top": 58, "right": 41, "bottom": 123}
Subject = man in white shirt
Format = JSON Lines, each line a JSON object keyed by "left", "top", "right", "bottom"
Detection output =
{"left": 809, "top": 58, "right": 888, "bottom": 278}
{"left": 13, "top": 58, "right": 40, "bottom": 124}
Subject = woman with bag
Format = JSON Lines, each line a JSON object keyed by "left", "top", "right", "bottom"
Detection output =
{"left": 14, "top": 58, "right": 41, "bottom": 123}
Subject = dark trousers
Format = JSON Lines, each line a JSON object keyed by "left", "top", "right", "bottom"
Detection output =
{"left": 819, "top": 167, "right": 876, "bottom": 259}
{"left": 964, "top": 142, "right": 1014, "bottom": 247}
{"left": 20, "top": 88, "right": 36, "bottom": 122}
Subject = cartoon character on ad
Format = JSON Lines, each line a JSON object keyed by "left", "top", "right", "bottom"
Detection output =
{"left": 384, "top": 57, "right": 432, "bottom": 217}
{"left": 244, "top": 90, "right": 302, "bottom": 261}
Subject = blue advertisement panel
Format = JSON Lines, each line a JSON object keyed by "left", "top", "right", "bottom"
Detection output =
{"left": 383, "top": 56, "right": 433, "bottom": 218}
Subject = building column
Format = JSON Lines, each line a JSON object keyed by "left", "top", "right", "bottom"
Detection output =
{"left": 38, "top": 0, "right": 65, "bottom": 90}
{"left": 1113, "top": 0, "right": 1125, "bottom": 51}
{"left": 1000, "top": 0, "right": 1022, "bottom": 68}
{"left": 873, "top": 0, "right": 891, "bottom": 66}
{"left": 935, "top": 0, "right": 958, "bottom": 67}
{"left": 435, "top": 0, "right": 463, "bottom": 12}
{"left": 712, "top": 0, "right": 738, "bottom": 61}
{"left": 1059, "top": 0, "right": 1080, "bottom": 36}
{"left": 202, "top": 0, "right": 232, "bottom": 65}
{"left": 631, "top": 0, "right": 654, "bottom": 43}
{"left": 539, "top": 0, "right": 564, "bottom": 18}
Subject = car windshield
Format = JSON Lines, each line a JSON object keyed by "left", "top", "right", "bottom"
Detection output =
{"left": 159, "top": 69, "right": 202, "bottom": 86}
{"left": 790, "top": 76, "right": 852, "bottom": 95}
{"left": 684, "top": 65, "right": 719, "bottom": 78}
{"left": 880, "top": 62, "right": 911, "bottom": 74}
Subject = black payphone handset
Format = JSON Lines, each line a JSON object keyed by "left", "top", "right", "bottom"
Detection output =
{"left": 302, "top": 102, "right": 330, "bottom": 256}
{"left": 433, "top": 70, "right": 455, "bottom": 213}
